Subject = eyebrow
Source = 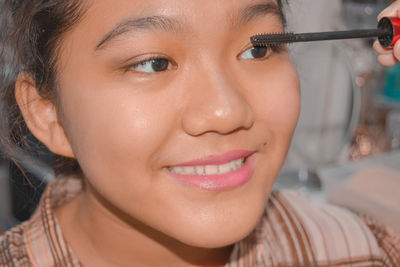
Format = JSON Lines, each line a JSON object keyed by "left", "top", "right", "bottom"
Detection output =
{"left": 95, "top": 0, "right": 284, "bottom": 50}
{"left": 236, "top": 0, "right": 285, "bottom": 28}
{"left": 96, "top": 16, "right": 183, "bottom": 49}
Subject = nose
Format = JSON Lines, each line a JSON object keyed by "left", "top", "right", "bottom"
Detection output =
{"left": 181, "top": 63, "right": 254, "bottom": 137}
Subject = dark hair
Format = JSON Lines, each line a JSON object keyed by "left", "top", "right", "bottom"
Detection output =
{"left": 0, "top": 0, "right": 87, "bottom": 175}
{"left": 277, "top": 0, "right": 286, "bottom": 26}
{"left": 0, "top": 0, "right": 286, "bottom": 177}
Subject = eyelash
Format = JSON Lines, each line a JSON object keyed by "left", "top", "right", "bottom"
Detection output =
{"left": 264, "top": 44, "right": 286, "bottom": 54}
{"left": 238, "top": 44, "right": 286, "bottom": 60}
{"left": 124, "top": 55, "right": 175, "bottom": 73}
{"left": 124, "top": 43, "right": 286, "bottom": 73}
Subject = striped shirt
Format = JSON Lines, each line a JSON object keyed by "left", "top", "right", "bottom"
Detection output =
{"left": 1, "top": 177, "right": 399, "bottom": 267}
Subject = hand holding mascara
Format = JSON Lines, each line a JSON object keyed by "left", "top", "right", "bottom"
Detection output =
{"left": 251, "top": 17, "right": 400, "bottom": 49}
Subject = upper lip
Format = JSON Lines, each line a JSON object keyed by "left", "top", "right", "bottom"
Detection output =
{"left": 170, "top": 150, "right": 255, "bottom": 167}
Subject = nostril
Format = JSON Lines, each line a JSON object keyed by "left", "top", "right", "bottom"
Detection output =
{"left": 180, "top": 73, "right": 255, "bottom": 136}
{"left": 181, "top": 104, "right": 254, "bottom": 136}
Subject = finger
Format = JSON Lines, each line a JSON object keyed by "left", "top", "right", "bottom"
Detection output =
{"left": 373, "top": 40, "right": 393, "bottom": 55}
{"left": 393, "top": 40, "right": 400, "bottom": 60}
{"left": 378, "top": 1, "right": 400, "bottom": 20}
{"left": 378, "top": 54, "right": 398, "bottom": 66}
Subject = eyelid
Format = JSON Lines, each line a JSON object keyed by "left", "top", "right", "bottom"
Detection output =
{"left": 238, "top": 43, "right": 254, "bottom": 56}
{"left": 237, "top": 42, "right": 286, "bottom": 60}
{"left": 237, "top": 43, "right": 269, "bottom": 60}
{"left": 123, "top": 54, "right": 176, "bottom": 73}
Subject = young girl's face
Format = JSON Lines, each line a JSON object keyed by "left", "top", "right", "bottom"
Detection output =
{"left": 53, "top": 0, "right": 300, "bottom": 247}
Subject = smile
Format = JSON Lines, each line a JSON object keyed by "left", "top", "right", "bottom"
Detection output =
{"left": 166, "top": 150, "right": 256, "bottom": 191}
{"left": 168, "top": 158, "right": 245, "bottom": 176}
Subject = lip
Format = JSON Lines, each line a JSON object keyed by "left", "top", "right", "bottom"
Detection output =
{"left": 172, "top": 150, "right": 255, "bottom": 167}
{"left": 165, "top": 150, "right": 256, "bottom": 191}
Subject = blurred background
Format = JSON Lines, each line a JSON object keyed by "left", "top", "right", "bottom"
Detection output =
{"left": 1, "top": 0, "right": 399, "bottom": 233}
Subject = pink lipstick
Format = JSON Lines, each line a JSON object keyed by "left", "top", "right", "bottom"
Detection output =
{"left": 166, "top": 150, "right": 256, "bottom": 191}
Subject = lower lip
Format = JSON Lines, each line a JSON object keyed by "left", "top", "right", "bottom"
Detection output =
{"left": 166, "top": 154, "right": 256, "bottom": 191}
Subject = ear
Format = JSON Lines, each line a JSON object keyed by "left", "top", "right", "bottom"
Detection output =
{"left": 15, "top": 73, "right": 75, "bottom": 158}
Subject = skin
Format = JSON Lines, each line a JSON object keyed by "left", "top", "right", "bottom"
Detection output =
{"left": 15, "top": 0, "right": 301, "bottom": 266}
{"left": 374, "top": 0, "right": 400, "bottom": 66}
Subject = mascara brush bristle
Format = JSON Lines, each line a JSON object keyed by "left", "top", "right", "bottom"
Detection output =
{"left": 251, "top": 33, "right": 297, "bottom": 47}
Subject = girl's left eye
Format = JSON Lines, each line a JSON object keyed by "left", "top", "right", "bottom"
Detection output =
{"left": 131, "top": 58, "right": 173, "bottom": 73}
{"left": 239, "top": 46, "right": 270, "bottom": 60}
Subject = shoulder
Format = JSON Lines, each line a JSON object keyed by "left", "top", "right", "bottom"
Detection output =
{"left": 359, "top": 214, "right": 400, "bottom": 265}
{"left": 1, "top": 177, "right": 83, "bottom": 267}
{"left": 256, "top": 190, "right": 399, "bottom": 266}
{"left": 0, "top": 222, "right": 32, "bottom": 267}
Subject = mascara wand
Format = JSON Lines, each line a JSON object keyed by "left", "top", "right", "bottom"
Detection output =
{"left": 251, "top": 17, "right": 400, "bottom": 48}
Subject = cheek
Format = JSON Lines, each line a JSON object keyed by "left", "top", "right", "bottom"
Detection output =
{"left": 246, "top": 60, "right": 300, "bottom": 185}
{"left": 249, "top": 62, "right": 300, "bottom": 199}
{"left": 58, "top": 80, "right": 177, "bottom": 177}
{"left": 266, "top": 67, "right": 300, "bottom": 135}
{"left": 249, "top": 61, "right": 301, "bottom": 137}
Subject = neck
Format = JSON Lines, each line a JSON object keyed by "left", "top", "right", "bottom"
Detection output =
{"left": 56, "top": 182, "right": 233, "bottom": 267}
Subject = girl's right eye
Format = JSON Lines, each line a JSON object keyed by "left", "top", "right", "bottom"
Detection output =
{"left": 130, "top": 57, "right": 173, "bottom": 73}
{"left": 239, "top": 46, "right": 271, "bottom": 60}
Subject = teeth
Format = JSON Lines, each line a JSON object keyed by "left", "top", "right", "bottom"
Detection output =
{"left": 182, "top": 166, "right": 195, "bottom": 175}
{"left": 205, "top": 165, "right": 219, "bottom": 175}
{"left": 173, "top": 167, "right": 184, "bottom": 174}
{"left": 169, "top": 158, "right": 245, "bottom": 176}
{"left": 195, "top": 166, "right": 205, "bottom": 175}
{"left": 230, "top": 161, "right": 237, "bottom": 170}
{"left": 219, "top": 162, "right": 231, "bottom": 173}
{"left": 233, "top": 159, "right": 243, "bottom": 169}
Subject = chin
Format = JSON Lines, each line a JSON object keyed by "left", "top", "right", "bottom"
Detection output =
{"left": 170, "top": 197, "right": 268, "bottom": 249}
{"left": 162, "top": 172, "right": 275, "bottom": 249}
{"left": 182, "top": 218, "right": 262, "bottom": 249}
{"left": 188, "top": 227, "right": 256, "bottom": 249}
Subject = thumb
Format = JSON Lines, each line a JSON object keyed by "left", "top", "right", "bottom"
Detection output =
{"left": 378, "top": 1, "right": 400, "bottom": 21}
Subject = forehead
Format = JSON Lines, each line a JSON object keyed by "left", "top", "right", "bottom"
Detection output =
{"left": 85, "top": 0, "right": 283, "bottom": 25}
{"left": 80, "top": 0, "right": 284, "bottom": 49}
